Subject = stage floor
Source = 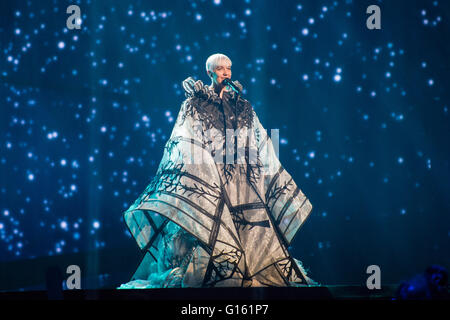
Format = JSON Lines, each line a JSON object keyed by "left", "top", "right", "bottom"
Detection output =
{"left": 0, "top": 285, "right": 400, "bottom": 300}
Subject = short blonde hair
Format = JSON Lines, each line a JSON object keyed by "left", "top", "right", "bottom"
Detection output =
{"left": 205, "top": 53, "right": 232, "bottom": 78}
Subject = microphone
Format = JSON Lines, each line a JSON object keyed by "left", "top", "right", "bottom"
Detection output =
{"left": 222, "top": 78, "right": 242, "bottom": 94}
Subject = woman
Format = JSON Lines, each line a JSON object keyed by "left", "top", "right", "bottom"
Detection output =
{"left": 119, "top": 53, "right": 316, "bottom": 288}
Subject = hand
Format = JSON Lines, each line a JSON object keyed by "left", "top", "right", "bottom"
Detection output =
{"left": 182, "top": 77, "right": 205, "bottom": 97}
{"left": 232, "top": 80, "right": 243, "bottom": 92}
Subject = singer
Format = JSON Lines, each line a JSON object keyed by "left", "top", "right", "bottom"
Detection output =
{"left": 119, "top": 53, "right": 316, "bottom": 288}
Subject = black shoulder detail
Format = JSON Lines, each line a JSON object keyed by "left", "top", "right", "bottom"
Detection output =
{"left": 179, "top": 87, "right": 254, "bottom": 134}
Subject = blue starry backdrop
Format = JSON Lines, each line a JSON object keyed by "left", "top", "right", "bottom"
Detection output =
{"left": 0, "top": 0, "right": 449, "bottom": 287}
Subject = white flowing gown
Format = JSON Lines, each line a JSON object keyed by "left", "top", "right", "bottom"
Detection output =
{"left": 119, "top": 83, "right": 315, "bottom": 288}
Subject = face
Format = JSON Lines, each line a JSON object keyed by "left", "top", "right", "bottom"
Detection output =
{"left": 209, "top": 59, "right": 232, "bottom": 85}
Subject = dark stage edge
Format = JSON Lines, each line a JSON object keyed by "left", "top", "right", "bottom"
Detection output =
{"left": 0, "top": 285, "right": 401, "bottom": 300}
